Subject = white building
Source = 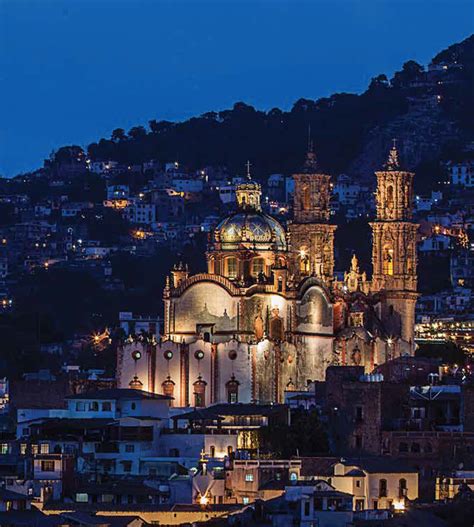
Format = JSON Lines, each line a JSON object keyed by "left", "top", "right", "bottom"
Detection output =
{"left": 448, "top": 160, "right": 474, "bottom": 187}
{"left": 125, "top": 200, "right": 156, "bottom": 224}
{"left": 107, "top": 184, "right": 130, "bottom": 200}
{"left": 119, "top": 311, "right": 160, "bottom": 338}
{"left": 315, "top": 459, "right": 418, "bottom": 511}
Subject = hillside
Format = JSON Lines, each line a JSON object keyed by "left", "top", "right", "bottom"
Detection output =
{"left": 76, "top": 35, "right": 474, "bottom": 189}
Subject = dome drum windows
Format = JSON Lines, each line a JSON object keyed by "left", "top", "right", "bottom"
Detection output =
{"left": 225, "top": 257, "right": 238, "bottom": 279}
{"left": 251, "top": 258, "right": 265, "bottom": 278}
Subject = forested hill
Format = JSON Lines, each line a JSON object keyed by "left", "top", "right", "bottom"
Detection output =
{"left": 85, "top": 35, "right": 473, "bottom": 185}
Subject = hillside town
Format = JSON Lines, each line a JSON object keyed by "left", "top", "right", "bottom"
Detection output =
{"left": 0, "top": 14, "right": 474, "bottom": 527}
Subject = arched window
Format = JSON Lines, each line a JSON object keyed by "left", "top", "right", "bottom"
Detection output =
{"left": 210, "top": 445, "right": 215, "bottom": 458}
{"left": 387, "top": 185, "right": 394, "bottom": 211}
{"left": 382, "top": 246, "right": 394, "bottom": 275}
{"left": 193, "top": 376, "right": 207, "bottom": 408}
{"left": 399, "top": 478, "right": 407, "bottom": 498}
{"left": 226, "top": 257, "right": 238, "bottom": 279}
{"left": 299, "top": 248, "right": 310, "bottom": 274}
{"left": 302, "top": 185, "right": 311, "bottom": 211}
{"left": 252, "top": 258, "right": 265, "bottom": 277}
{"left": 162, "top": 376, "right": 175, "bottom": 406}
{"left": 411, "top": 442, "right": 421, "bottom": 453}
{"left": 226, "top": 375, "right": 240, "bottom": 404}
{"left": 379, "top": 479, "right": 387, "bottom": 498}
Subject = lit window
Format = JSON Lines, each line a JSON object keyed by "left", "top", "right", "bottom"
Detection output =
{"left": 245, "top": 473, "right": 254, "bottom": 482}
{"left": 40, "top": 444, "right": 49, "bottom": 454}
{"left": 252, "top": 258, "right": 265, "bottom": 277}
{"left": 76, "top": 493, "right": 88, "bottom": 503}
{"left": 0, "top": 443, "right": 8, "bottom": 455}
{"left": 41, "top": 460, "right": 55, "bottom": 472}
{"left": 226, "top": 257, "right": 238, "bottom": 279}
{"left": 242, "top": 497, "right": 250, "bottom": 505}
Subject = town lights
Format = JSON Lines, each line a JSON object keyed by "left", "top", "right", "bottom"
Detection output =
{"left": 199, "top": 494, "right": 209, "bottom": 506}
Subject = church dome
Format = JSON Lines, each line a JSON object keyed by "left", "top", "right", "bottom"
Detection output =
{"left": 215, "top": 211, "right": 287, "bottom": 250}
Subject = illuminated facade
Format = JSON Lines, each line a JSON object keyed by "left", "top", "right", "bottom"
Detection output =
{"left": 118, "top": 143, "right": 417, "bottom": 406}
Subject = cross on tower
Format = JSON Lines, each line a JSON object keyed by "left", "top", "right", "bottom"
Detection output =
{"left": 245, "top": 160, "right": 251, "bottom": 179}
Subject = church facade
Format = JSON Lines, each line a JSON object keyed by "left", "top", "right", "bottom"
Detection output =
{"left": 117, "top": 144, "right": 418, "bottom": 406}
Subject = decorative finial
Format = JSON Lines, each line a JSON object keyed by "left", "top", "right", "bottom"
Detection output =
{"left": 245, "top": 160, "right": 252, "bottom": 180}
{"left": 385, "top": 139, "right": 400, "bottom": 171}
{"left": 351, "top": 254, "right": 359, "bottom": 272}
{"left": 303, "top": 126, "right": 318, "bottom": 172}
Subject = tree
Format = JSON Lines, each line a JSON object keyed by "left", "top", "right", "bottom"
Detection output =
{"left": 111, "top": 128, "right": 126, "bottom": 142}
{"left": 128, "top": 126, "right": 147, "bottom": 140}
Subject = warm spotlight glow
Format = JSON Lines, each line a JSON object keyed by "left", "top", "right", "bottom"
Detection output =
{"left": 393, "top": 500, "right": 405, "bottom": 511}
{"left": 199, "top": 495, "right": 209, "bottom": 506}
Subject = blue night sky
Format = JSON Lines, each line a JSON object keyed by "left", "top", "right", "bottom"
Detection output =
{"left": 1, "top": 0, "right": 473, "bottom": 177}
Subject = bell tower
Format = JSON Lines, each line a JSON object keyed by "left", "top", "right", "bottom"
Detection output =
{"left": 289, "top": 142, "right": 336, "bottom": 284}
{"left": 370, "top": 141, "right": 418, "bottom": 348}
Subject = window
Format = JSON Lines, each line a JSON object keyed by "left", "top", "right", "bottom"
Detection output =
{"left": 0, "top": 443, "right": 9, "bottom": 454}
{"left": 242, "top": 497, "right": 249, "bottom": 505}
{"left": 379, "top": 479, "right": 387, "bottom": 498}
{"left": 89, "top": 401, "right": 99, "bottom": 411}
{"left": 302, "top": 185, "right": 311, "bottom": 211}
{"left": 411, "top": 442, "right": 421, "bottom": 453}
{"left": 355, "top": 406, "right": 363, "bottom": 421}
{"left": 399, "top": 478, "right": 407, "bottom": 498}
{"left": 131, "top": 402, "right": 136, "bottom": 410}
{"left": 20, "top": 444, "right": 27, "bottom": 455}
{"left": 76, "top": 493, "right": 88, "bottom": 503}
{"left": 304, "top": 501, "right": 310, "bottom": 516}
{"left": 40, "top": 444, "right": 49, "bottom": 454}
{"left": 122, "top": 461, "right": 132, "bottom": 472}
{"left": 356, "top": 480, "right": 361, "bottom": 488}
{"left": 41, "top": 460, "right": 55, "bottom": 472}
{"left": 102, "top": 402, "right": 112, "bottom": 411}
{"left": 245, "top": 473, "right": 254, "bottom": 482}
{"left": 210, "top": 446, "right": 215, "bottom": 458}
{"left": 226, "top": 257, "right": 238, "bottom": 279}
{"left": 31, "top": 444, "right": 38, "bottom": 455}
{"left": 299, "top": 248, "right": 310, "bottom": 274}
{"left": 125, "top": 444, "right": 135, "bottom": 453}
{"left": 355, "top": 499, "right": 364, "bottom": 511}
{"left": 424, "top": 442, "right": 433, "bottom": 453}
{"left": 373, "top": 500, "right": 378, "bottom": 510}
{"left": 383, "top": 246, "right": 394, "bottom": 275}
{"left": 252, "top": 258, "right": 265, "bottom": 277}
{"left": 75, "top": 402, "right": 85, "bottom": 411}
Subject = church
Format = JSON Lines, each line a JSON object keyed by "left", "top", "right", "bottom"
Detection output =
{"left": 117, "top": 143, "right": 418, "bottom": 406}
